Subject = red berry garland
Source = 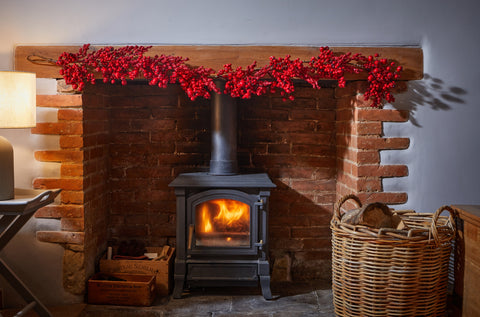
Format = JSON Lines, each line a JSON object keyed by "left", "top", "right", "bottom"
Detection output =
{"left": 56, "top": 44, "right": 402, "bottom": 107}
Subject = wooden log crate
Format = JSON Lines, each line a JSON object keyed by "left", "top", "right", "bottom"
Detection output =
{"left": 99, "top": 246, "right": 174, "bottom": 297}
{"left": 88, "top": 273, "right": 156, "bottom": 306}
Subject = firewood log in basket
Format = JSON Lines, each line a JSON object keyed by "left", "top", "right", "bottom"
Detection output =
{"left": 340, "top": 202, "right": 406, "bottom": 229}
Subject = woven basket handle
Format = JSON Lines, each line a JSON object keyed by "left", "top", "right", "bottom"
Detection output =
{"left": 431, "top": 205, "right": 456, "bottom": 244}
{"left": 334, "top": 194, "right": 362, "bottom": 222}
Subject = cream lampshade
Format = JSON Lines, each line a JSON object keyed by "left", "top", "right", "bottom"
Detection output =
{"left": 0, "top": 71, "right": 36, "bottom": 200}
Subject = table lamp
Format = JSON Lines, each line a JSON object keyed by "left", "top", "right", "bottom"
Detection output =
{"left": 0, "top": 71, "right": 36, "bottom": 200}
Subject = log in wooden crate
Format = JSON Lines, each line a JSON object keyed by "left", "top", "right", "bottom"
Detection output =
{"left": 99, "top": 246, "right": 174, "bottom": 297}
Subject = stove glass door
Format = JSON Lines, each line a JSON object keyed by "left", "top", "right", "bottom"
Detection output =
{"left": 195, "top": 198, "right": 250, "bottom": 247}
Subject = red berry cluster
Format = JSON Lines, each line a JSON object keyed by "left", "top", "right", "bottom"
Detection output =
{"left": 218, "top": 62, "right": 269, "bottom": 99}
{"left": 308, "top": 47, "right": 361, "bottom": 88}
{"left": 57, "top": 44, "right": 96, "bottom": 91}
{"left": 360, "top": 55, "right": 403, "bottom": 106}
{"left": 57, "top": 44, "right": 403, "bottom": 107}
{"left": 56, "top": 44, "right": 219, "bottom": 100}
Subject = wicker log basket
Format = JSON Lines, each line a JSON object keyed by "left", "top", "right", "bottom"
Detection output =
{"left": 331, "top": 194, "right": 456, "bottom": 317}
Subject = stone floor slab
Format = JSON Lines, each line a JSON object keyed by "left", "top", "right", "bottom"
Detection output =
{"left": 80, "top": 281, "right": 334, "bottom": 317}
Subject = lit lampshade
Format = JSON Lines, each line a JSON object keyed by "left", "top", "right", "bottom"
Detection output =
{"left": 0, "top": 71, "right": 36, "bottom": 200}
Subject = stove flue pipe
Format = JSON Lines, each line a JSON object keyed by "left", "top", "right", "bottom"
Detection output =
{"left": 209, "top": 79, "right": 238, "bottom": 175}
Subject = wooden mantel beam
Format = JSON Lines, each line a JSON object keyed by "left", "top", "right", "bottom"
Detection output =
{"left": 15, "top": 45, "right": 423, "bottom": 80}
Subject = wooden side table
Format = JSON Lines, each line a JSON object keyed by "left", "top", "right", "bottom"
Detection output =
{"left": 0, "top": 188, "right": 60, "bottom": 317}
{"left": 452, "top": 205, "right": 480, "bottom": 317}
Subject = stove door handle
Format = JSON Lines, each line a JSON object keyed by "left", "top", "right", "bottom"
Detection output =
{"left": 254, "top": 199, "right": 265, "bottom": 210}
{"left": 188, "top": 224, "right": 195, "bottom": 250}
{"left": 254, "top": 239, "right": 264, "bottom": 250}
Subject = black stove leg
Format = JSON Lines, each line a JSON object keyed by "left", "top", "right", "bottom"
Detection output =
{"left": 258, "top": 260, "right": 272, "bottom": 299}
{"left": 173, "top": 278, "right": 185, "bottom": 299}
{"left": 260, "top": 275, "right": 272, "bottom": 300}
{"left": 173, "top": 259, "right": 186, "bottom": 299}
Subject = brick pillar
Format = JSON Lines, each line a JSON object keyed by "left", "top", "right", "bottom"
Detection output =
{"left": 32, "top": 87, "right": 111, "bottom": 295}
{"left": 336, "top": 81, "right": 409, "bottom": 210}
{"left": 32, "top": 94, "right": 87, "bottom": 294}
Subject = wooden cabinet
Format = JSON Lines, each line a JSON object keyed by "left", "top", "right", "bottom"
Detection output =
{"left": 453, "top": 205, "right": 480, "bottom": 317}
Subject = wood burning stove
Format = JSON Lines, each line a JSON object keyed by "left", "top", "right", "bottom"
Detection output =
{"left": 169, "top": 173, "right": 275, "bottom": 299}
{"left": 169, "top": 80, "right": 276, "bottom": 299}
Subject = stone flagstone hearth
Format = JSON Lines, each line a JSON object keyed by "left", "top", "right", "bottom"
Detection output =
{"left": 81, "top": 281, "right": 334, "bottom": 317}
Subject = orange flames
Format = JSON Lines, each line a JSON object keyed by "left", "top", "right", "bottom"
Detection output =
{"left": 201, "top": 207, "right": 213, "bottom": 232}
{"left": 197, "top": 199, "right": 250, "bottom": 233}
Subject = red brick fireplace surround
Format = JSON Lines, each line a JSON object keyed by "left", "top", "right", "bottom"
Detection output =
{"left": 16, "top": 45, "right": 422, "bottom": 295}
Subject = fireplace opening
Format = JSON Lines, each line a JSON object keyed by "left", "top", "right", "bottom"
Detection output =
{"left": 195, "top": 198, "right": 251, "bottom": 247}
{"left": 80, "top": 79, "right": 344, "bottom": 297}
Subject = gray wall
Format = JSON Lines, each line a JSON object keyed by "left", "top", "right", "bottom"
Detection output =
{"left": 0, "top": 0, "right": 479, "bottom": 307}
